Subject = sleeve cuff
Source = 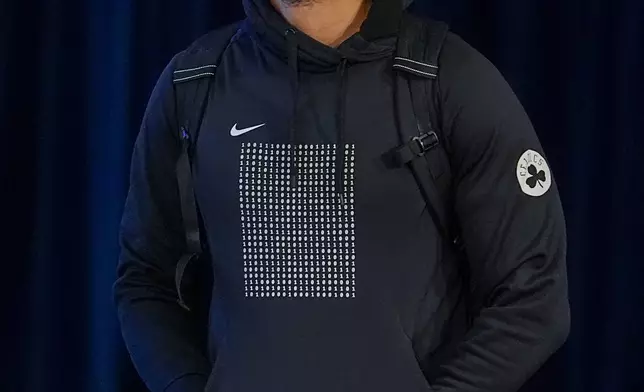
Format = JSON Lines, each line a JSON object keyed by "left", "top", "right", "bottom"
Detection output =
{"left": 165, "top": 373, "right": 209, "bottom": 392}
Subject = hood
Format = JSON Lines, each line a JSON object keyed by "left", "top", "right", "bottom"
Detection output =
{"left": 242, "top": 0, "right": 413, "bottom": 72}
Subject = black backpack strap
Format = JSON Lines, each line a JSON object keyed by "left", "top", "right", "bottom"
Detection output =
{"left": 171, "top": 22, "right": 241, "bottom": 311}
{"left": 392, "top": 15, "right": 459, "bottom": 247}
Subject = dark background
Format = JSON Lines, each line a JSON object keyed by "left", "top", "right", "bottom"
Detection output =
{"left": 2, "top": 0, "right": 643, "bottom": 391}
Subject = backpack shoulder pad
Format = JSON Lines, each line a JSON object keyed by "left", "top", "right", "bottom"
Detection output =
{"left": 172, "top": 21, "right": 243, "bottom": 84}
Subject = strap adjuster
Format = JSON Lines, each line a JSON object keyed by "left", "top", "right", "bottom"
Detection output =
{"left": 382, "top": 131, "right": 441, "bottom": 168}
{"left": 412, "top": 131, "right": 439, "bottom": 156}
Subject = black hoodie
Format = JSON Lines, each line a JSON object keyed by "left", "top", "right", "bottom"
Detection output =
{"left": 114, "top": 1, "right": 570, "bottom": 391}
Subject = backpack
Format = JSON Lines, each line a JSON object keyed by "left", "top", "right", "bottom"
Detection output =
{"left": 170, "top": 15, "right": 471, "bottom": 328}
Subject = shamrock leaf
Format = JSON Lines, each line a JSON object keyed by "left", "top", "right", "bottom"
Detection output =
{"left": 526, "top": 164, "right": 547, "bottom": 189}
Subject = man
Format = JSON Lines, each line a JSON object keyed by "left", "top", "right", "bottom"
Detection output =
{"left": 114, "top": 0, "right": 570, "bottom": 391}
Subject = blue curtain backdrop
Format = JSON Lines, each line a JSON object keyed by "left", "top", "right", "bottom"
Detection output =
{"left": 3, "top": 0, "right": 643, "bottom": 391}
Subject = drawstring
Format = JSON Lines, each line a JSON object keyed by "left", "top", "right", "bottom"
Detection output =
{"left": 286, "top": 28, "right": 299, "bottom": 189}
{"left": 336, "top": 59, "right": 349, "bottom": 205}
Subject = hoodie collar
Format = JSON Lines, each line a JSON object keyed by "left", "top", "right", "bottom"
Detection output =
{"left": 242, "top": 0, "right": 411, "bottom": 72}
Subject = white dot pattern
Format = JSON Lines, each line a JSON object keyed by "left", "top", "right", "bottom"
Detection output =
{"left": 240, "top": 143, "right": 356, "bottom": 299}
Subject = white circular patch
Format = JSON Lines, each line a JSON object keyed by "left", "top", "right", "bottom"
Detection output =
{"left": 516, "top": 149, "right": 552, "bottom": 197}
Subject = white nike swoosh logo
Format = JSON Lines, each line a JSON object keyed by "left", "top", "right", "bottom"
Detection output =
{"left": 230, "top": 123, "right": 266, "bottom": 137}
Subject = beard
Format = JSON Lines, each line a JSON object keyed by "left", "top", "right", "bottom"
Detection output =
{"left": 278, "top": 0, "right": 319, "bottom": 6}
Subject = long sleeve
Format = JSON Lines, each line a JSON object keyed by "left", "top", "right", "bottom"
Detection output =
{"left": 428, "top": 34, "right": 570, "bottom": 392}
{"left": 113, "top": 54, "right": 211, "bottom": 392}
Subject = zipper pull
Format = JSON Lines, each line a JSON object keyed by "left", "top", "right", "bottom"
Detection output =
{"left": 180, "top": 126, "right": 191, "bottom": 146}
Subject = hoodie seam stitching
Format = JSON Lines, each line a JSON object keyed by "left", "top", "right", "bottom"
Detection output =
{"left": 163, "top": 372, "right": 209, "bottom": 392}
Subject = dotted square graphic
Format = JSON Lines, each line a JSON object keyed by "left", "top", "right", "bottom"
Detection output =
{"left": 239, "top": 143, "right": 356, "bottom": 299}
